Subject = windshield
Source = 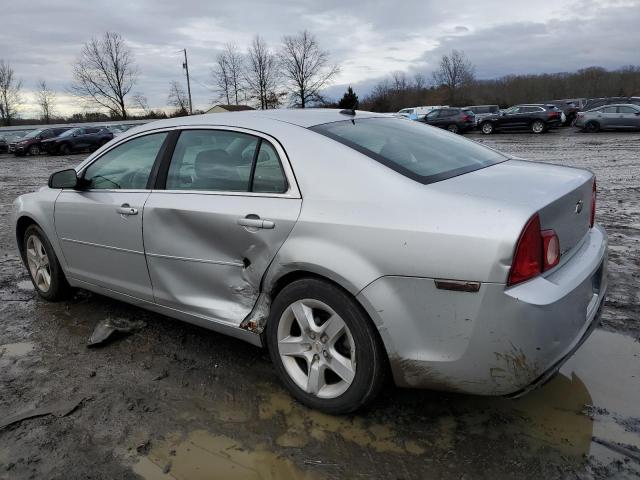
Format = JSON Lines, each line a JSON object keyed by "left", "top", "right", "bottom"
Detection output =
{"left": 310, "top": 117, "right": 506, "bottom": 184}
{"left": 24, "top": 129, "right": 45, "bottom": 139}
{"left": 59, "top": 128, "right": 80, "bottom": 138}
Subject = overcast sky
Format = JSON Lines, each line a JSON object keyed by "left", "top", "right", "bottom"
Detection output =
{"left": 2, "top": 0, "right": 639, "bottom": 116}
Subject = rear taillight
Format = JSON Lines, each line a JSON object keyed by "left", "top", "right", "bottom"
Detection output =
{"left": 541, "top": 230, "right": 560, "bottom": 270}
{"left": 590, "top": 179, "right": 596, "bottom": 228}
{"left": 462, "top": 115, "right": 471, "bottom": 122}
{"left": 508, "top": 214, "right": 561, "bottom": 286}
{"left": 547, "top": 111, "right": 559, "bottom": 118}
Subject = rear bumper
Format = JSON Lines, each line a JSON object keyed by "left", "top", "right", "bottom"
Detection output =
{"left": 357, "top": 225, "right": 608, "bottom": 396}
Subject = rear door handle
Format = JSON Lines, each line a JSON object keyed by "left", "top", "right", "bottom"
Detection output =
{"left": 237, "top": 216, "right": 275, "bottom": 229}
{"left": 116, "top": 203, "right": 138, "bottom": 216}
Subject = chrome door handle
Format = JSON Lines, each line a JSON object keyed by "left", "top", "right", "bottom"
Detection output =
{"left": 116, "top": 204, "right": 138, "bottom": 216}
{"left": 237, "top": 216, "right": 275, "bottom": 229}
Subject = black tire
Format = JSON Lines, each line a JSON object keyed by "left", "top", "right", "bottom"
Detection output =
{"left": 531, "top": 120, "right": 546, "bottom": 134}
{"left": 480, "top": 122, "right": 494, "bottom": 134}
{"left": 447, "top": 124, "right": 460, "bottom": 134}
{"left": 28, "top": 144, "right": 41, "bottom": 155}
{"left": 59, "top": 143, "right": 71, "bottom": 155}
{"left": 266, "top": 278, "right": 388, "bottom": 414}
{"left": 23, "top": 224, "right": 70, "bottom": 301}
{"left": 585, "top": 121, "right": 600, "bottom": 133}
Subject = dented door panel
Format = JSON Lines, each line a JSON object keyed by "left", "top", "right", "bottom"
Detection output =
{"left": 142, "top": 192, "right": 301, "bottom": 325}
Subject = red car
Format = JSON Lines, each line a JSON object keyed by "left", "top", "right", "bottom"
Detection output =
{"left": 11, "top": 127, "right": 72, "bottom": 156}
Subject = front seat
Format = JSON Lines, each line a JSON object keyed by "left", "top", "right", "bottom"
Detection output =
{"left": 191, "top": 149, "right": 246, "bottom": 191}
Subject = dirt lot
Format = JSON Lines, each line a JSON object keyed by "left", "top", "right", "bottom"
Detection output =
{"left": 1, "top": 128, "right": 639, "bottom": 479}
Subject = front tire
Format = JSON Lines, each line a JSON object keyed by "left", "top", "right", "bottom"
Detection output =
{"left": 28, "top": 144, "right": 41, "bottom": 155}
{"left": 267, "top": 278, "right": 387, "bottom": 414}
{"left": 481, "top": 122, "right": 494, "bottom": 134}
{"left": 23, "top": 224, "right": 70, "bottom": 301}
{"left": 59, "top": 143, "right": 71, "bottom": 155}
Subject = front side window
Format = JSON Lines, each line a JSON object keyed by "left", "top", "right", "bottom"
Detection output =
{"left": 83, "top": 132, "right": 167, "bottom": 189}
{"left": 311, "top": 117, "right": 506, "bottom": 184}
{"left": 603, "top": 106, "right": 617, "bottom": 114}
{"left": 166, "top": 129, "right": 287, "bottom": 193}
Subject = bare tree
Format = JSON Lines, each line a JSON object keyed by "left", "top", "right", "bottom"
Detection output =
{"left": 279, "top": 30, "right": 339, "bottom": 108}
{"left": 0, "top": 60, "right": 22, "bottom": 126}
{"left": 36, "top": 80, "right": 56, "bottom": 123}
{"left": 132, "top": 92, "right": 150, "bottom": 115}
{"left": 432, "top": 49, "right": 475, "bottom": 105}
{"left": 212, "top": 43, "right": 244, "bottom": 105}
{"left": 245, "top": 36, "right": 281, "bottom": 109}
{"left": 71, "top": 32, "right": 137, "bottom": 119}
{"left": 168, "top": 80, "right": 189, "bottom": 115}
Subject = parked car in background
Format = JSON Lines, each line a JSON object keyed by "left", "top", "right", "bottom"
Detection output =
{"left": 0, "top": 136, "right": 8, "bottom": 153}
{"left": 582, "top": 96, "right": 640, "bottom": 111}
{"left": 543, "top": 99, "right": 585, "bottom": 126}
{"left": 419, "top": 107, "right": 476, "bottom": 133}
{"left": 464, "top": 105, "right": 499, "bottom": 125}
{"left": 11, "top": 127, "right": 72, "bottom": 156}
{"left": 397, "top": 106, "right": 448, "bottom": 120}
{"left": 14, "top": 109, "right": 606, "bottom": 413}
{"left": 6, "top": 130, "right": 31, "bottom": 153}
{"left": 41, "top": 127, "right": 114, "bottom": 155}
{"left": 479, "top": 104, "right": 562, "bottom": 134}
{"left": 575, "top": 104, "right": 640, "bottom": 132}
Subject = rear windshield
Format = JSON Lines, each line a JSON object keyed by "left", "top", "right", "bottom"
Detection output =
{"left": 310, "top": 117, "right": 506, "bottom": 184}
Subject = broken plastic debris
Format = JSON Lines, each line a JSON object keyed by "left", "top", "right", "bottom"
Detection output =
{"left": 87, "top": 317, "right": 147, "bottom": 346}
{"left": 0, "top": 396, "right": 85, "bottom": 430}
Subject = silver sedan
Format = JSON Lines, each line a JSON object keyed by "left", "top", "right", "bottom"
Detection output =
{"left": 13, "top": 109, "right": 607, "bottom": 413}
{"left": 575, "top": 103, "right": 640, "bottom": 132}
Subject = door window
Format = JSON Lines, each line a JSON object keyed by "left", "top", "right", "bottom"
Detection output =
{"left": 617, "top": 106, "right": 638, "bottom": 114}
{"left": 602, "top": 106, "right": 617, "bottom": 114}
{"left": 83, "top": 132, "right": 168, "bottom": 190}
{"left": 166, "top": 129, "right": 286, "bottom": 193}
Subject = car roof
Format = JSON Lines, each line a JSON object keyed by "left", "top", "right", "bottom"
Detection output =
{"left": 133, "top": 109, "right": 388, "bottom": 133}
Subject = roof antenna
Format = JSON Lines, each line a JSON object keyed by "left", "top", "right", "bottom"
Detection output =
{"left": 339, "top": 109, "right": 356, "bottom": 116}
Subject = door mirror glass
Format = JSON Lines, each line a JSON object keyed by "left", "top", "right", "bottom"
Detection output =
{"left": 49, "top": 169, "right": 79, "bottom": 189}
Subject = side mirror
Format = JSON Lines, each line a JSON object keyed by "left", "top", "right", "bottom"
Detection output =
{"left": 49, "top": 169, "right": 79, "bottom": 189}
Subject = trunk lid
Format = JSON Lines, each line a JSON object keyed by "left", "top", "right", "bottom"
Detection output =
{"left": 430, "top": 159, "right": 594, "bottom": 257}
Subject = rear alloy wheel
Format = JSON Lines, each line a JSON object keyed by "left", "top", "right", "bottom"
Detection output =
{"left": 585, "top": 121, "right": 600, "bottom": 133}
{"left": 531, "top": 120, "right": 545, "bottom": 134}
{"left": 481, "top": 122, "right": 494, "bottom": 134}
{"left": 23, "top": 225, "right": 70, "bottom": 301}
{"left": 267, "top": 278, "right": 387, "bottom": 414}
{"left": 28, "top": 144, "right": 41, "bottom": 155}
{"left": 447, "top": 124, "right": 460, "bottom": 134}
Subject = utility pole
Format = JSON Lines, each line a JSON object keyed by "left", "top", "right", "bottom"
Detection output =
{"left": 182, "top": 49, "right": 193, "bottom": 114}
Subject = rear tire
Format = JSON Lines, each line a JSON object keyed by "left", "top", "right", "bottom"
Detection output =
{"left": 23, "top": 224, "right": 70, "bottom": 301}
{"left": 481, "top": 122, "right": 494, "bottom": 134}
{"left": 531, "top": 120, "right": 545, "bottom": 134}
{"left": 447, "top": 124, "right": 460, "bottom": 134}
{"left": 585, "top": 121, "right": 600, "bottom": 133}
{"left": 266, "top": 278, "right": 387, "bottom": 414}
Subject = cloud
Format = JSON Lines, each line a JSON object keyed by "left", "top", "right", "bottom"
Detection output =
{"left": 1, "top": 0, "right": 639, "bottom": 115}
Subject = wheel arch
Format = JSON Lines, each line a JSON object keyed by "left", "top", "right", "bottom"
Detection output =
{"left": 15, "top": 215, "right": 39, "bottom": 262}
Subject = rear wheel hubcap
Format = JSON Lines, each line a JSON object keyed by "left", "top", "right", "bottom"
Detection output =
{"left": 26, "top": 235, "right": 51, "bottom": 292}
{"left": 277, "top": 299, "right": 356, "bottom": 399}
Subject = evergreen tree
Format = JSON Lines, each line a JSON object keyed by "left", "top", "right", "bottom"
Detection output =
{"left": 338, "top": 86, "right": 359, "bottom": 109}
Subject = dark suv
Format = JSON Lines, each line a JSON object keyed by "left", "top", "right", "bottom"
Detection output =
{"left": 41, "top": 127, "right": 114, "bottom": 155}
{"left": 479, "top": 104, "right": 562, "bottom": 134}
{"left": 11, "top": 127, "right": 71, "bottom": 156}
{"left": 419, "top": 107, "right": 476, "bottom": 133}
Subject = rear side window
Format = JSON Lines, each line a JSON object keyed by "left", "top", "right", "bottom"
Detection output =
{"left": 311, "top": 117, "right": 506, "bottom": 184}
{"left": 618, "top": 106, "right": 638, "bottom": 114}
{"left": 166, "top": 130, "right": 287, "bottom": 193}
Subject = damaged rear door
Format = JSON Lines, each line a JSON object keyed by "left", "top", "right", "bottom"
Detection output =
{"left": 142, "top": 128, "right": 301, "bottom": 326}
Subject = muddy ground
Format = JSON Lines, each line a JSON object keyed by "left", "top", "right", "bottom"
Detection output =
{"left": 0, "top": 127, "right": 639, "bottom": 479}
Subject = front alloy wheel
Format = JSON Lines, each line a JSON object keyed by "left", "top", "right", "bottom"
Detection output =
{"left": 267, "top": 278, "right": 387, "bottom": 414}
{"left": 23, "top": 224, "right": 70, "bottom": 300}
{"left": 277, "top": 299, "right": 356, "bottom": 398}
{"left": 29, "top": 144, "right": 41, "bottom": 155}
{"left": 26, "top": 234, "right": 51, "bottom": 292}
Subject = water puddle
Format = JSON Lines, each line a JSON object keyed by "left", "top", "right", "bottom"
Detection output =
{"left": 0, "top": 342, "right": 35, "bottom": 357}
{"left": 133, "top": 430, "right": 319, "bottom": 480}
